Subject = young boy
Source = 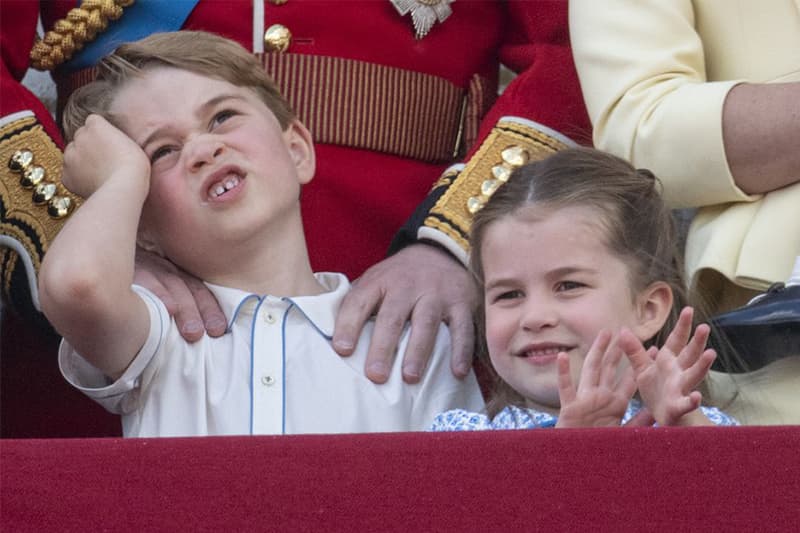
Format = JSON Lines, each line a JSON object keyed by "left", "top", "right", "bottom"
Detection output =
{"left": 40, "top": 31, "right": 483, "bottom": 438}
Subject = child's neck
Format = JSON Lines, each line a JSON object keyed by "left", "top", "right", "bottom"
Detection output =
{"left": 185, "top": 225, "right": 326, "bottom": 298}
{"left": 209, "top": 252, "right": 324, "bottom": 297}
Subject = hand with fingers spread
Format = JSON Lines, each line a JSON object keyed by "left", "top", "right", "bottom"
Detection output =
{"left": 556, "top": 330, "right": 637, "bottom": 428}
{"left": 620, "top": 307, "right": 717, "bottom": 426}
{"left": 332, "top": 243, "right": 477, "bottom": 384}
{"left": 133, "top": 249, "right": 228, "bottom": 342}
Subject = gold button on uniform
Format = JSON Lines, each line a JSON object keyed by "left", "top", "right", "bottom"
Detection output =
{"left": 264, "top": 24, "right": 291, "bottom": 52}
{"left": 269, "top": 0, "right": 288, "bottom": 4}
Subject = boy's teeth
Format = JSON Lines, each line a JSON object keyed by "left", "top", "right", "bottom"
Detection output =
{"left": 209, "top": 175, "right": 241, "bottom": 198}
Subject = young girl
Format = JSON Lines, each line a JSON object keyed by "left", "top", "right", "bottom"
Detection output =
{"left": 432, "top": 147, "right": 737, "bottom": 430}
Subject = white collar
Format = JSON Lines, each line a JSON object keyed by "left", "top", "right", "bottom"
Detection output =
{"left": 205, "top": 272, "right": 351, "bottom": 338}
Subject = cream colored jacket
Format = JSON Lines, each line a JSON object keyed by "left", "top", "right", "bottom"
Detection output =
{"left": 570, "top": 0, "right": 799, "bottom": 303}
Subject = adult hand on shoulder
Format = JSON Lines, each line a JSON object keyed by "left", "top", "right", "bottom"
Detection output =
{"left": 133, "top": 248, "right": 228, "bottom": 342}
{"left": 333, "top": 243, "right": 477, "bottom": 384}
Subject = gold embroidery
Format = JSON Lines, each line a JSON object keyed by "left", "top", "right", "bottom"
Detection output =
{"left": 0, "top": 247, "right": 17, "bottom": 303}
{"left": 423, "top": 216, "right": 468, "bottom": 251}
{"left": 430, "top": 168, "right": 460, "bottom": 191}
{"left": 1, "top": 117, "right": 81, "bottom": 298}
{"left": 425, "top": 120, "right": 571, "bottom": 251}
{"left": 29, "top": 0, "right": 135, "bottom": 71}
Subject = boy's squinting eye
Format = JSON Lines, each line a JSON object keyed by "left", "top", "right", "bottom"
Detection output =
{"left": 150, "top": 145, "right": 176, "bottom": 163}
{"left": 211, "top": 109, "right": 238, "bottom": 128}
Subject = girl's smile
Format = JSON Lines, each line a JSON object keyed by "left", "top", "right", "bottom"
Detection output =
{"left": 481, "top": 204, "right": 652, "bottom": 411}
{"left": 514, "top": 342, "right": 577, "bottom": 366}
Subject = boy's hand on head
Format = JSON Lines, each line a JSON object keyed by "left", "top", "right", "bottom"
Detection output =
{"left": 556, "top": 330, "right": 637, "bottom": 428}
{"left": 134, "top": 248, "right": 228, "bottom": 342}
{"left": 620, "top": 307, "right": 717, "bottom": 426}
{"left": 62, "top": 114, "right": 150, "bottom": 198}
{"left": 333, "top": 243, "right": 476, "bottom": 384}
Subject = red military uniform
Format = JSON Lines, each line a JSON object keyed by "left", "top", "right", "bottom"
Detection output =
{"left": 0, "top": 0, "right": 590, "bottom": 437}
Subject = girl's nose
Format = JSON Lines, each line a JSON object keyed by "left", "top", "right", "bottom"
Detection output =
{"left": 520, "top": 297, "right": 559, "bottom": 331}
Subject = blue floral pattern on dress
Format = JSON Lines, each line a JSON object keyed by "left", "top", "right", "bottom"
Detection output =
{"left": 430, "top": 400, "right": 738, "bottom": 431}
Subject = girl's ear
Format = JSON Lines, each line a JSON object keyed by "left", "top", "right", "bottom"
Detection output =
{"left": 283, "top": 120, "right": 316, "bottom": 185}
{"left": 632, "top": 281, "right": 673, "bottom": 342}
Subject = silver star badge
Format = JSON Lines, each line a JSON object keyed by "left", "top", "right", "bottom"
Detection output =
{"left": 391, "top": 0, "right": 455, "bottom": 39}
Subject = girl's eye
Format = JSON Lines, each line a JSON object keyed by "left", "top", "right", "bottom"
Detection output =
{"left": 150, "top": 145, "right": 176, "bottom": 163}
{"left": 493, "top": 290, "right": 523, "bottom": 302}
{"left": 555, "top": 281, "right": 585, "bottom": 292}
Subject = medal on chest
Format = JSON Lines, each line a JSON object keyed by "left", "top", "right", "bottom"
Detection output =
{"left": 390, "top": 0, "right": 455, "bottom": 39}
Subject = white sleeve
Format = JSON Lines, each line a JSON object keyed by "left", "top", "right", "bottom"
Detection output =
{"left": 58, "top": 285, "right": 170, "bottom": 415}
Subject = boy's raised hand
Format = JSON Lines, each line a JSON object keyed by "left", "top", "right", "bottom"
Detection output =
{"left": 619, "top": 307, "right": 717, "bottom": 426}
{"left": 62, "top": 114, "right": 150, "bottom": 199}
{"left": 556, "top": 330, "right": 637, "bottom": 428}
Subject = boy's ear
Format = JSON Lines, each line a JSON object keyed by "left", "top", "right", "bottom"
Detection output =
{"left": 632, "top": 281, "right": 673, "bottom": 342}
{"left": 283, "top": 120, "right": 315, "bottom": 185}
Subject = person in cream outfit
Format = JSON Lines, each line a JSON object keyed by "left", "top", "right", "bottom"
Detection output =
{"left": 569, "top": 0, "right": 800, "bottom": 425}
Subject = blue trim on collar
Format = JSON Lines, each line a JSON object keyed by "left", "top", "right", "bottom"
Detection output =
{"left": 280, "top": 302, "right": 296, "bottom": 435}
{"left": 282, "top": 297, "right": 334, "bottom": 341}
{"left": 61, "top": 0, "right": 201, "bottom": 71}
{"left": 229, "top": 293, "right": 262, "bottom": 332}
{"left": 248, "top": 295, "right": 268, "bottom": 436}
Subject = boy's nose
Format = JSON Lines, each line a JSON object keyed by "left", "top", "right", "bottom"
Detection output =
{"left": 187, "top": 137, "right": 225, "bottom": 171}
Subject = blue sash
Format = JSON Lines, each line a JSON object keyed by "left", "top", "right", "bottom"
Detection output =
{"left": 61, "top": 0, "right": 201, "bottom": 71}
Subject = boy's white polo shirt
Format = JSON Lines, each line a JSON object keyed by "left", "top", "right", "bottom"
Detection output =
{"left": 59, "top": 272, "right": 484, "bottom": 437}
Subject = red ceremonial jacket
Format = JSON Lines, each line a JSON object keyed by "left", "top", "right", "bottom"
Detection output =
{"left": 2, "top": 0, "right": 589, "bottom": 289}
{"left": 0, "top": 0, "right": 589, "bottom": 438}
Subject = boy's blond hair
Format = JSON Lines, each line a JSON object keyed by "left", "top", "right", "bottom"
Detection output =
{"left": 62, "top": 31, "right": 294, "bottom": 141}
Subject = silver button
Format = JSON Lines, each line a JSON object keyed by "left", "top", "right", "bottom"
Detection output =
{"left": 264, "top": 312, "right": 276, "bottom": 324}
{"left": 261, "top": 375, "right": 276, "bottom": 386}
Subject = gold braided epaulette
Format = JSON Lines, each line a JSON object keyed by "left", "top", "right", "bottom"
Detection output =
{"left": 1, "top": 113, "right": 81, "bottom": 312}
{"left": 423, "top": 118, "right": 575, "bottom": 252}
{"left": 29, "top": 0, "right": 134, "bottom": 71}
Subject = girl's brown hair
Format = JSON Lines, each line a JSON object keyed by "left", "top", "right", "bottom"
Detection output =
{"left": 62, "top": 31, "right": 294, "bottom": 141}
{"left": 470, "top": 147, "right": 696, "bottom": 417}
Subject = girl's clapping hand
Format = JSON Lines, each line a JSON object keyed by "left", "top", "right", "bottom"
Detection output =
{"left": 620, "top": 307, "right": 717, "bottom": 426}
{"left": 556, "top": 330, "right": 637, "bottom": 428}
